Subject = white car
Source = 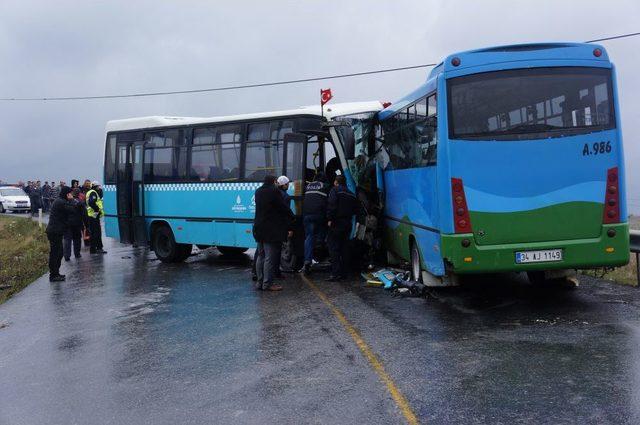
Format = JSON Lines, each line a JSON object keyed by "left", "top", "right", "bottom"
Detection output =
{"left": 0, "top": 186, "right": 31, "bottom": 213}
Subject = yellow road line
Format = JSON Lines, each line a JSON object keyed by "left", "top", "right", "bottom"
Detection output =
{"left": 301, "top": 275, "right": 420, "bottom": 425}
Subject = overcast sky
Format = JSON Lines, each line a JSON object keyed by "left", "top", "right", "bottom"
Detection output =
{"left": 0, "top": 0, "right": 638, "bottom": 212}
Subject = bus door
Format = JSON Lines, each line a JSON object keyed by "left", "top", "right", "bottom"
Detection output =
{"left": 131, "top": 142, "right": 147, "bottom": 246}
{"left": 116, "top": 141, "right": 147, "bottom": 246}
{"left": 283, "top": 132, "right": 308, "bottom": 215}
{"left": 116, "top": 142, "right": 133, "bottom": 244}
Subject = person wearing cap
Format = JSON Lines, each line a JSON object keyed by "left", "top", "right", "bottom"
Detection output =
{"left": 86, "top": 181, "right": 107, "bottom": 254}
{"left": 252, "top": 175, "right": 294, "bottom": 291}
{"left": 46, "top": 186, "right": 77, "bottom": 282}
{"left": 273, "top": 175, "right": 292, "bottom": 277}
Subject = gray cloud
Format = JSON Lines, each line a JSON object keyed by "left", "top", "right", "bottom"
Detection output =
{"left": 0, "top": 0, "right": 638, "bottom": 211}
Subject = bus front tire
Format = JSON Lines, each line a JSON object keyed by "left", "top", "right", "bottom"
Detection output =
{"left": 410, "top": 240, "right": 423, "bottom": 283}
{"left": 217, "top": 246, "right": 248, "bottom": 256}
{"left": 152, "top": 225, "right": 192, "bottom": 263}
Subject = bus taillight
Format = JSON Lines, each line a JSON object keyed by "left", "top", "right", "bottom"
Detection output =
{"left": 603, "top": 167, "right": 620, "bottom": 224}
{"left": 451, "top": 178, "right": 472, "bottom": 233}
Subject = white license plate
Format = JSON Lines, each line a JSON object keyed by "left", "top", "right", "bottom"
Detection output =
{"left": 515, "top": 249, "right": 563, "bottom": 264}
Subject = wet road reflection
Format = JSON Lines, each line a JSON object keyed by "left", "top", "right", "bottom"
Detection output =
{"left": 1, "top": 238, "right": 639, "bottom": 424}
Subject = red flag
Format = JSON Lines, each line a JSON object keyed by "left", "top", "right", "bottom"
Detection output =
{"left": 320, "top": 88, "right": 333, "bottom": 106}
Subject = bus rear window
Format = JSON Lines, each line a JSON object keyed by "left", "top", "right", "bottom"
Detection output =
{"left": 448, "top": 67, "right": 615, "bottom": 140}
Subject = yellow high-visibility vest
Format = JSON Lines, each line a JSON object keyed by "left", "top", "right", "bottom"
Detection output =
{"left": 86, "top": 189, "right": 103, "bottom": 217}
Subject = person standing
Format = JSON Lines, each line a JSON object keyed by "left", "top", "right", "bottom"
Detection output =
{"left": 46, "top": 186, "right": 75, "bottom": 282}
{"left": 86, "top": 181, "right": 107, "bottom": 254}
{"left": 326, "top": 175, "right": 362, "bottom": 281}
{"left": 29, "top": 182, "right": 42, "bottom": 216}
{"left": 273, "top": 175, "right": 292, "bottom": 277}
{"left": 301, "top": 172, "right": 330, "bottom": 275}
{"left": 252, "top": 175, "right": 294, "bottom": 291}
{"left": 42, "top": 182, "right": 51, "bottom": 212}
{"left": 63, "top": 188, "right": 84, "bottom": 261}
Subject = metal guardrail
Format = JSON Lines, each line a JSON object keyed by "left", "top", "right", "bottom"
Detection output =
{"left": 630, "top": 230, "right": 640, "bottom": 286}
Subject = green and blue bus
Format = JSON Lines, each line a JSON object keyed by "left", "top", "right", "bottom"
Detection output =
{"left": 368, "top": 42, "right": 629, "bottom": 285}
{"left": 102, "top": 102, "right": 383, "bottom": 264}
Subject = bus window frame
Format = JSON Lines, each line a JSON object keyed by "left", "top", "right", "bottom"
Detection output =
{"left": 104, "top": 114, "right": 326, "bottom": 185}
{"left": 445, "top": 66, "right": 616, "bottom": 141}
{"left": 380, "top": 91, "right": 438, "bottom": 170}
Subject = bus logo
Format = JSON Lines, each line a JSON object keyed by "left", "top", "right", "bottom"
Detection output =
{"left": 232, "top": 194, "right": 247, "bottom": 213}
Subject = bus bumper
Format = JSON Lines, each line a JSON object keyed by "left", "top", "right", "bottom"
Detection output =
{"left": 441, "top": 223, "right": 630, "bottom": 274}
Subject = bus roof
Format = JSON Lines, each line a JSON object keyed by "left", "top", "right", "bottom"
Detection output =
{"left": 105, "top": 101, "right": 384, "bottom": 133}
{"left": 379, "top": 42, "right": 610, "bottom": 120}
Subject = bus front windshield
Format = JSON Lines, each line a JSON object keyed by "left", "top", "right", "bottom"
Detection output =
{"left": 448, "top": 67, "right": 615, "bottom": 140}
{"left": 333, "top": 112, "right": 377, "bottom": 186}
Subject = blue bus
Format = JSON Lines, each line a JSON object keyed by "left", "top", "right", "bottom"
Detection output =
{"left": 102, "top": 102, "right": 384, "bottom": 264}
{"left": 364, "top": 42, "right": 629, "bottom": 285}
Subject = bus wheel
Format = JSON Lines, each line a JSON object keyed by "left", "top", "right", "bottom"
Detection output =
{"left": 152, "top": 225, "right": 191, "bottom": 263}
{"left": 217, "top": 246, "right": 248, "bottom": 256}
{"left": 410, "top": 241, "right": 423, "bottom": 283}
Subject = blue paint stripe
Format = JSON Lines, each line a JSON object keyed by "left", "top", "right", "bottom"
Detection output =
{"left": 465, "top": 181, "right": 604, "bottom": 213}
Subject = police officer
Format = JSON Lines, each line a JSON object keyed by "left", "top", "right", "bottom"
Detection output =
{"left": 86, "top": 181, "right": 107, "bottom": 254}
{"left": 326, "top": 175, "right": 362, "bottom": 281}
{"left": 301, "top": 171, "right": 329, "bottom": 275}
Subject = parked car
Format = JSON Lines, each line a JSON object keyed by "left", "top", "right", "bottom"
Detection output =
{"left": 0, "top": 186, "right": 31, "bottom": 213}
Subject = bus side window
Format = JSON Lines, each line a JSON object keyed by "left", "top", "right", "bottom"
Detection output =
{"left": 245, "top": 122, "right": 286, "bottom": 181}
{"left": 191, "top": 127, "right": 241, "bottom": 181}
{"left": 143, "top": 130, "right": 186, "bottom": 182}
{"left": 105, "top": 135, "right": 117, "bottom": 184}
{"left": 417, "top": 95, "right": 437, "bottom": 166}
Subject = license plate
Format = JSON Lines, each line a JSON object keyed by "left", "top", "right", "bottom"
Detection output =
{"left": 515, "top": 249, "right": 562, "bottom": 264}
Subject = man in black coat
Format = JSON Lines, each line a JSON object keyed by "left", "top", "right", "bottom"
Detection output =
{"left": 63, "top": 188, "right": 85, "bottom": 261}
{"left": 46, "top": 186, "right": 77, "bottom": 282}
{"left": 326, "top": 175, "right": 363, "bottom": 281}
{"left": 252, "top": 175, "right": 294, "bottom": 291}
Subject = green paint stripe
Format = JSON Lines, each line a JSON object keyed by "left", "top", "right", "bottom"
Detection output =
{"left": 470, "top": 201, "right": 604, "bottom": 245}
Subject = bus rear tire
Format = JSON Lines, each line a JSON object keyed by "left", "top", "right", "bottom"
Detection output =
{"left": 410, "top": 240, "right": 423, "bottom": 283}
{"left": 217, "top": 246, "right": 248, "bottom": 256}
{"left": 152, "top": 224, "right": 192, "bottom": 263}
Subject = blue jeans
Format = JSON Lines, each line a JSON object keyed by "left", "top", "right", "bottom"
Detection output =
{"left": 303, "top": 215, "right": 326, "bottom": 264}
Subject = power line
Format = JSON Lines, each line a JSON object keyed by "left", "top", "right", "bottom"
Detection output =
{"left": 0, "top": 63, "right": 437, "bottom": 102}
{"left": 1, "top": 30, "right": 639, "bottom": 102}
{"left": 585, "top": 31, "right": 640, "bottom": 43}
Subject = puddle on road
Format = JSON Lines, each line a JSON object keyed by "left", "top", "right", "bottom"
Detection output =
{"left": 110, "top": 286, "right": 172, "bottom": 320}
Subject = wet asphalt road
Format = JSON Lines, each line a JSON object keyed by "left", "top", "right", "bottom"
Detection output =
{"left": 1, "top": 236, "right": 640, "bottom": 425}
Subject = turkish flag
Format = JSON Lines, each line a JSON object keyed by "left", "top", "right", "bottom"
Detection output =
{"left": 320, "top": 88, "right": 333, "bottom": 106}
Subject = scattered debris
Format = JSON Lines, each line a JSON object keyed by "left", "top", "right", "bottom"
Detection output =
{"left": 363, "top": 268, "right": 428, "bottom": 297}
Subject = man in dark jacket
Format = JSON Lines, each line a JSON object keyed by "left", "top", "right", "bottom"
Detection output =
{"left": 252, "top": 175, "right": 294, "bottom": 291}
{"left": 46, "top": 186, "right": 76, "bottom": 282}
{"left": 326, "top": 175, "right": 362, "bottom": 281}
{"left": 29, "top": 182, "right": 42, "bottom": 216}
{"left": 63, "top": 188, "right": 85, "bottom": 261}
{"left": 42, "top": 182, "right": 52, "bottom": 213}
{"left": 301, "top": 172, "right": 330, "bottom": 275}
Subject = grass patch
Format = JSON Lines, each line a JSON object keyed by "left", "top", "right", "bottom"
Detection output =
{"left": 0, "top": 215, "right": 49, "bottom": 305}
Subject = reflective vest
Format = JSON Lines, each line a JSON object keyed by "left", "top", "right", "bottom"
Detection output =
{"left": 86, "top": 189, "right": 103, "bottom": 217}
